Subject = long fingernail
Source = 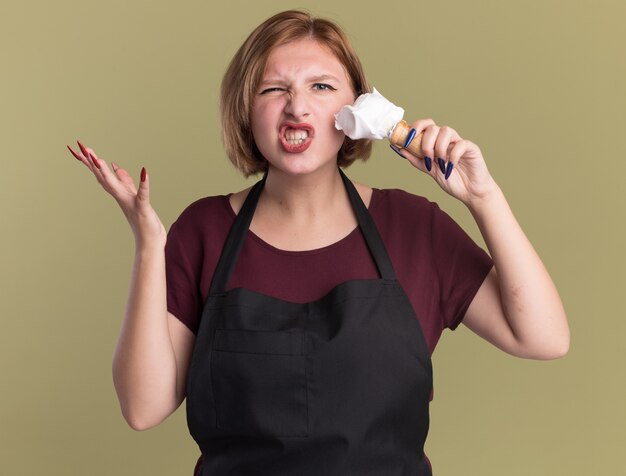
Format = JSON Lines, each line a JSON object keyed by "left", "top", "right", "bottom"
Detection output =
{"left": 111, "top": 162, "right": 119, "bottom": 172}
{"left": 403, "top": 128, "right": 416, "bottom": 148}
{"left": 445, "top": 162, "right": 454, "bottom": 180}
{"left": 67, "top": 145, "right": 82, "bottom": 161}
{"left": 77, "top": 140, "right": 89, "bottom": 157}
{"left": 140, "top": 167, "right": 146, "bottom": 182}
{"left": 424, "top": 156, "right": 432, "bottom": 172}
{"left": 389, "top": 144, "right": 406, "bottom": 159}
{"left": 88, "top": 152, "right": 101, "bottom": 169}
{"left": 437, "top": 158, "right": 446, "bottom": 174}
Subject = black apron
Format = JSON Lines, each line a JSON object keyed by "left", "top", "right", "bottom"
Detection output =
{"left": 186, "top": 169, "right": 433, "bottom": 475}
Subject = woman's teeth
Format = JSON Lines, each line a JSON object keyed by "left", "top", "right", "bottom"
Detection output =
{"left": 284, "top": 129, "right": 309, "bottom": 145}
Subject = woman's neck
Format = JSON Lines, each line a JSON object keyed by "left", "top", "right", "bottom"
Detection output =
{"left": 236, "top": 163, "right": 372, "bottom": 252}
{"left": 260, "top": 165, "right": 348, "bottom": 222}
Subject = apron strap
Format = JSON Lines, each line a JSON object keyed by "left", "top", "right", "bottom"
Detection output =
{"left": 209, "top": 168, "right": 396, "bottom": 295}
{"left": 209, "top": 172, "right": 267, "bottom": 295}
{"left": 338, "top": 168, "right": 396, "bottom": 282}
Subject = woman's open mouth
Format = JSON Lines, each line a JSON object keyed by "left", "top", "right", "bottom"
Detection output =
{"left": 279, "top": 123, "right": 315, "bottom": 153}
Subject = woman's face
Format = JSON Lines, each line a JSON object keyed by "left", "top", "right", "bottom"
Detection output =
{"left": 250, "top": 38, "right": 356, "bottom": 177}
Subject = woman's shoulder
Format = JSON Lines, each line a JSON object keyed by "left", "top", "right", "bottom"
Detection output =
{"left": 170, "top": 193, "right": 235, "bottom": 233}
{"left": 370, "top": 187, "right": 476, "bottom": 245}
{"left": 228, "top": 186, "right": 254, "bottom": 216}
{"left": 354, "top": 186, "right": 439, "bottom": 243}
{"left": 370, "top": 186, "right": 435, "bottom": 216}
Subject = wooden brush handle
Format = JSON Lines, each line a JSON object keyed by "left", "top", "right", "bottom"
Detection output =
{"left": 389, "top": 120, "right": 424, "bottom": 159}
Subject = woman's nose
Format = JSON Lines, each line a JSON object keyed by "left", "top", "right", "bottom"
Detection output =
{"left": 283, "top": 91, "right": 310, "bottom": 119}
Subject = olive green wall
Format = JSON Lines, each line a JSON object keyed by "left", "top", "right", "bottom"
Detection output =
{"left": 1, "top": 0, "right": 623, "bottom": 474}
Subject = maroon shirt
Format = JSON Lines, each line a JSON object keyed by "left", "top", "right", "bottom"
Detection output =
{"left": 165, "top": 187, "right": 493, "bottom": 356}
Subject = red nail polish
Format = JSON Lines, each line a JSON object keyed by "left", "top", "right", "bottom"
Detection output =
{"left": 140, "top": 167, "right": 146, "bottom": 182}
{"left": 67, "top": 145, "right": 82, "bottom": 161}
{"left": 89, "top": 152, "right": 101, "bottom": 169}
{"left": 77, "top": 140, "right": 89, "bottom": 157}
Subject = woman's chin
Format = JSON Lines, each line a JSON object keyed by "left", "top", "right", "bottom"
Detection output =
{"left": 267, "top": 158, "right": 336, "bottom": 178}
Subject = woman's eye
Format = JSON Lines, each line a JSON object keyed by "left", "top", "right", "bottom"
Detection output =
{"left": 313, "top": 83, "right": 336, "bottom": 91}
{"left": 260, "top": 87, "right": 284, "bottom": 95}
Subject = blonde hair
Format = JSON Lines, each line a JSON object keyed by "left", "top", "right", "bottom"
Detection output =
{"left": 220, "top": 10, "right": 372, "bottom": 177}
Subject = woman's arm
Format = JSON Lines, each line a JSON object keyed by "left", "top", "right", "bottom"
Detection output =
{"left": 462, "top": 185, "right": 569, "bottom": 359}
{"left": 112, "top": 242, "right": 195, "bottom": 430}
{"left": 393, "top": 120, "right": 569, "bottom": 359}
{"left": 67, "top": 141, "right": 195, "bottom": 429}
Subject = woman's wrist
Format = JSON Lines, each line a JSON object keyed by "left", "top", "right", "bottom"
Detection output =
{"left": 462, "top": 178, "right": 503, "bottom": 214}
{"left": 134, "top": 235, "right": 166, "bottom": 256}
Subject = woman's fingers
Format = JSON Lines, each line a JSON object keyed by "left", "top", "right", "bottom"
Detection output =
{"left": 85, "top": 148, "right": 125, "bottom": 192}
{"left": 110, "top": 161, "right": 149, "bottom": 206}
{"left": 433, "top": 126, "right": 462, "bottom": 179}
{"left": 67, "top": 142, "right": 93, "bottom": 173}
{"left": 67, "top": 140, "right": 165, "bottom": 245}
{"left": 67, "top": 145, "right": 82, "bottom": 162}
{"left": 419, "top": 124, "right": 441, "bottom": 173}
{"left": 78, "top": 140, "right": 99, "bottom": 174}
{"left": 136, "top": 166, "right": 150, "bottom": 204}
{"left": 111, "top": 162, "right": 136, "bottom": 189}
{"left": 409, "top": 118, "right": 436, "bottom": 134}
{"left": 393, "top": 120, "right": 492, "bottom": 203}
{"left": 448, "top": 139, "right": 481, "bottom": 167}
{"left": 399, "top": 121, "right": 463, "bottom": 181}
{"left": 68, "top": 140, "right": 95, "bottom": 173}
{"left": 390, "top": 119, "right": 434, "bottom": 173}
{"left": 67, "top": 140, "right": 141, "bottom": 200}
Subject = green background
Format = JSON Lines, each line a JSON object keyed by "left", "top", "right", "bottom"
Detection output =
{"left": 1, "top": 0, "right": 623, "bottom": 474}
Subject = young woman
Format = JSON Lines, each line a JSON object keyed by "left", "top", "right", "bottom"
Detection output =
{"left": 68, "top": 9, "right": 569, "bottom": 476}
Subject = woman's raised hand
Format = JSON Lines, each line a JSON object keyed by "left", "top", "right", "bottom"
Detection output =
{"left": 67, "top": 140, "right": 167, "bottom": 248}
{"left": 390, "top": 119, "right": 500, "bottom": 207}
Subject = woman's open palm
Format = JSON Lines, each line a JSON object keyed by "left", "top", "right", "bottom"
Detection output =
{"left": 67, "top": 140, "right": 167, "bottom": 247}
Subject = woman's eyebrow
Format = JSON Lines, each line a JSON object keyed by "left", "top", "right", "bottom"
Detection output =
{"left": 259, "top": 78, "right": 288, "bottom": 86}
{"left": 259, "top": 74, "right": 341, "bottom": 86}
{"left": 308, "top": 74, "right": 340, "bottom": 82}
